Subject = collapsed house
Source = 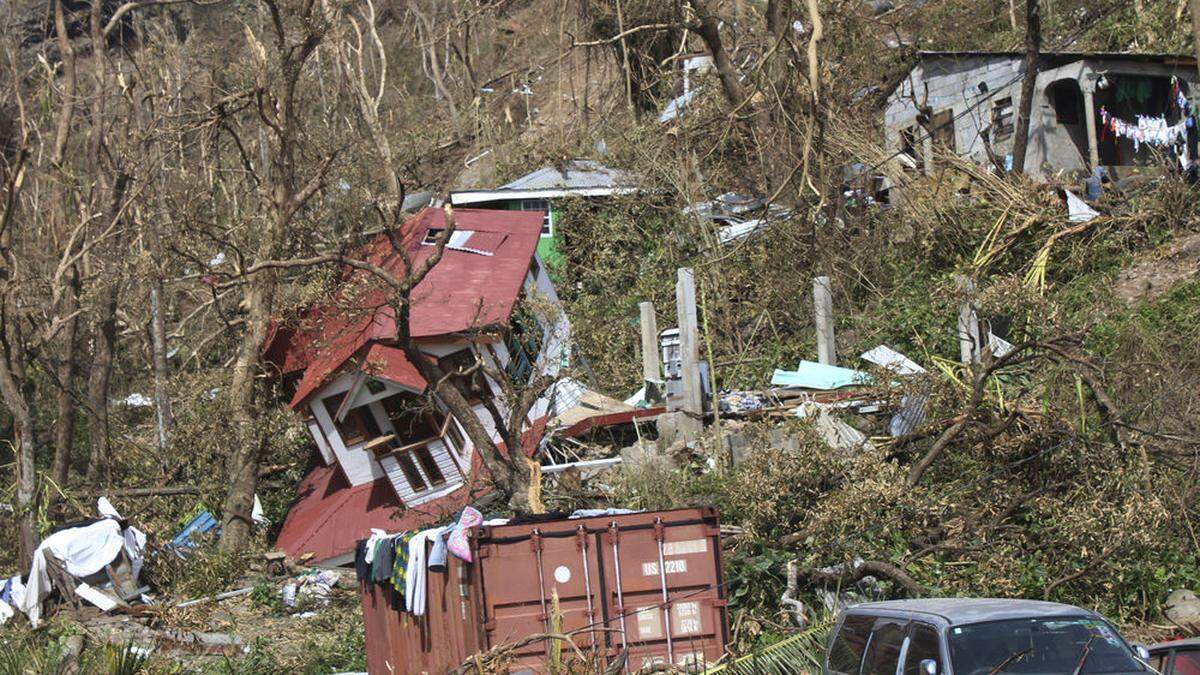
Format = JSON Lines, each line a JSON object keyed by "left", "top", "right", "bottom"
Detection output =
{"left": 265, "top": 207, "right": 574, "bottom": 565}
{"left": 447, "top": 159, "right": 640, "bottom": 269}
{"left": 884, "top": 51, "right": 1199, "bottom": 182}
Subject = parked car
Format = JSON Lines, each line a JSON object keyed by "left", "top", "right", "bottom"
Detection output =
{"left": 1148, "top": 638, "right": 1200, "bottom": 675}
{"left": 824, "top": 598, "right": 1151, "bottom": 675}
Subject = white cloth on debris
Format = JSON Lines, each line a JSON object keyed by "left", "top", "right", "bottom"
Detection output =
{"left": 18, "top": 516, "right": 147, "bottom": 627}
{"left": 0, "top": 598, "right": 13, "bottom": 625}
{"left": 97, "top": 497, "right": 121, "bottom": 519}
{"left": 405, "top": 527, "right": 444, "bottom": 616}
{"left": 569, "top": 508, "right": 639, "bottom": 519}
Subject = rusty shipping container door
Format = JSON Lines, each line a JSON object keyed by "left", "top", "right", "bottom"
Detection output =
{"left": 475, "top": 506, "right": 728, "bottom": 672}
{"left": 359, "top": 506, "right": 728, "bottom": 674}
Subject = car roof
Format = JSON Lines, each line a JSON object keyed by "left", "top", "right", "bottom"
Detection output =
{"left": 845, "top": 598, "right": 1097, "bottom": 626}
{"left": 1149, "top": 638, "right": 1200, "bottom": 652}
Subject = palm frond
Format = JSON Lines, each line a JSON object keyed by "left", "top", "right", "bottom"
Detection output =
{"left": 706, "top": 623, "right": 831, "bottom": 675}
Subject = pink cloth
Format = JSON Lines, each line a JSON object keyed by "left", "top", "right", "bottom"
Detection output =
{"left": 446, "top": 507, "right": 483, "bottom": 563}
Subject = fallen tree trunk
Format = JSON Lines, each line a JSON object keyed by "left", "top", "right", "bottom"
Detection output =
{"left": 83, "top": 486, "right": 200, "bottom": 498}
{"left": 800, "top": 558, "right": 927, "bottom": 597}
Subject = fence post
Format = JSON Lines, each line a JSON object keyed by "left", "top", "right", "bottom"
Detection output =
{"left": 676, "top": 268, "right": 703, "bottom": 417}
{"left": 813, "top": 276, "right": 836, "bottom": 365}
{"left": 955, "top": 274, "right": 982, "bottom": 365}
{"left": 639, "top": 301, "right": 662, "bottom": 403}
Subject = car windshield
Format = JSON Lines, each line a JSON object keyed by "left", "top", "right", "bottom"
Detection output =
{"left": 949, "top": 617, "right": 1145, "bottom": 675}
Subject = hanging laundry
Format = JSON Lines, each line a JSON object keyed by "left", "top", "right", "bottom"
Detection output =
{"left": 371, "top": 537, "right": 395, "bottom": 584}
{"left": 405, "top": 527, "right": 444, "bottom": 616}
{"left": 1099, "top": 107, "right": 1186, "bottom": 151}
{"left": 390, "top": 532, "right": 415, "bottom": 602}
{"left": 446, "top": 506, "right": 484, "bottom": 563}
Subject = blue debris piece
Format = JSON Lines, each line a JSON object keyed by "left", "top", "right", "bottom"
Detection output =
{"left": 771, "top": 360, "right": 872, "bottom": 390}
{"left": 169, "top": 511, "right": 220, "bottom": 557}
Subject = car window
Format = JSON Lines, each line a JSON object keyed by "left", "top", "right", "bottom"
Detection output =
{"left": 1149, "top": 654, "right": 1166, "bottom": 673}
{"left": 904, "top": 623, "right": 942, "bottom": 675}
{"left": 1174, "top": 650, "right": 1200, "bottom": 675}
{"left": 949, "top": 618, "right": 1145, "bottom": 675}
{"left": 864, "top": 618, "right": 910, "bottom": 675}
{"left": 830, "top": 614, "right": 875, "bottom": 674}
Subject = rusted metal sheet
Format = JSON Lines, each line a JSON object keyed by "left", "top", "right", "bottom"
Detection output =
{"left": 359, "top": 507, "right": 728, "bottom": 674}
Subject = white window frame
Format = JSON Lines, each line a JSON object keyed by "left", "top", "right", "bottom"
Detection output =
{"left": 520, "top": 199, "right": 553, "bottom": 237}
{"left": 423, "top": 228, "right": 474, "bottom": 247}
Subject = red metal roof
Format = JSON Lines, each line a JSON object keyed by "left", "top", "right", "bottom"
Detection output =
{"left": 265, "top": 207, "right": 543, "bottom": 408}
{"left": 360, "top": 344, "right": 426, "bottom": 392}
{"left": 273, "top": 465, "right": 478, "bottom": 562}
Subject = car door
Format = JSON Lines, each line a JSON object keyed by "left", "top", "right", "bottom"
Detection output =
{"left": 862, "top": 617, "right": 910, "bottom": 675}
{"left": 900, "top": 622, "right": 944, "bottom": 675}
{"left": 1168, "top": 648, "right": 1200, "bottom": 675}
{"left": 827, "top": 614, "right": 876, "bottom": 675}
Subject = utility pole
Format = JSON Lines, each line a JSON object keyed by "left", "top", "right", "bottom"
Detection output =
{"left": 1010, "top": 0, "right": 1041, "bottom": 175}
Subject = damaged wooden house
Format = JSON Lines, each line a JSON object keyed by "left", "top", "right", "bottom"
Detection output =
{"left": 264, "top": 207, "right": 573, "bottom": 565}
{"left": 884, "top": 51, "right": 1198, "bottom": 182}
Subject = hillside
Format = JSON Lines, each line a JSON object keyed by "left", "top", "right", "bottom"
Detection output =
{"left": 0, "top": 0, "right": 1199, "bottom": 671}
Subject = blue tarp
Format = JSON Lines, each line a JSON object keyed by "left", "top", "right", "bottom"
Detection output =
{"left": 169, "top": 511, "right": 219, "bottom": 556}
{"left": 771, "top": 360, "right": 871, "bottom": 390}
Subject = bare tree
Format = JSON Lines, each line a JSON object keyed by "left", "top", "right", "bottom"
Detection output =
{"left": 1010, "top": 0, "right": 1040, "bottom": 175}
{"left": 218, "top": 0, "right": 335, "bottom": 551}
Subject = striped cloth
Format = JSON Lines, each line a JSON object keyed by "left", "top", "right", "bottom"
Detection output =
{"left": 390, "top": 532, "right": 416, "bottom": 603}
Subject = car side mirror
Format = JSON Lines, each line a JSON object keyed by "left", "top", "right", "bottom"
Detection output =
{"left": 1133, "top": 645, "right": 1150, "bottom": 662}
{"left": 921, "top": 659, "right": 939, "bottom": 675}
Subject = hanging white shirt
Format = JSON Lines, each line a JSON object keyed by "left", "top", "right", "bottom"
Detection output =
{"left": 404, "top": 527, "right": 445, "bottom": 616}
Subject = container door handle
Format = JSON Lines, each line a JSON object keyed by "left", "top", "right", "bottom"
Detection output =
{"left": 532, "top": 528, "right": 549, "bottom": 633}
{"left": 609, "top": 521, "right": 629, "bottom": 672}
{"left": 655, "top": 517, "right": 675, "bottom": 665}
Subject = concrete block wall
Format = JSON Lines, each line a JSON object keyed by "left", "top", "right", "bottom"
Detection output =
{"left": 884, "top": 55, "right": 1024, "bottom": 163}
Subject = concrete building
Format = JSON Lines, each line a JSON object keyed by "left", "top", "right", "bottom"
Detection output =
{"left": 884, "top": 51, "right": 1198, "bottom": 181}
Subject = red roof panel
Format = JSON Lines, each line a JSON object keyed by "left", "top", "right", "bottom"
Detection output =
{"left": 273, "top": 465, "right": 477, "bottom": 562}
{"left": 270, "top": 208, "right": 543, "bottom": 408}
{"left": 360, "top": 344, "right": 426, "bottom": 392}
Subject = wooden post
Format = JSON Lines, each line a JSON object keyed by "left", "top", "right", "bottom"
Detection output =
{"left": 676, "top": 268, "right": 703, "bottom": 417}
{"left": 956, "top": 275, "right": 981, "bottom": 365}
{"left": 812, "top": 276, "right": 836, "bottom": 365}
{"left": 639, "top": 301, "right": 662, "bottom": 403}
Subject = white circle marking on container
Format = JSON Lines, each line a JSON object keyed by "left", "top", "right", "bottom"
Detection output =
{"left": 554, "top": 565, "right": 571, "bottom": 584}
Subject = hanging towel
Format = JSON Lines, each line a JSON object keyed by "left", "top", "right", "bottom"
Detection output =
{"left": 371, "top": 538, "right": 395, "bottom": 584}
{"left": 405, "top": 528, "right": 444, "bottom": 616}
{"left": 446, "top": 506, "right": 484, "bottom": 562}
{"left": 354, "top": 540, "right": 371, "bottom": 583}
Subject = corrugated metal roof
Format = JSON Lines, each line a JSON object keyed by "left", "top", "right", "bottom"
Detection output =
{"left": 273, "top": 465, "right": 476, "bottom": 563}
{"left": 360, "top": 344, "right": 425, "bottom": 391}
{"left": 499, "top": 159, "right": 635, "bottom": 191}
{"left": 916, "top": 50, "right": 1196, "bottom": 63}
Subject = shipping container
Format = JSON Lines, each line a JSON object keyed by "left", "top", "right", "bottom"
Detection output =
{"left": 360, "top": 506, "right": 729, "bottom": 674}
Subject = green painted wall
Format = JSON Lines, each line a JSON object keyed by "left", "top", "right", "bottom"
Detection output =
{"left": 491, "top": 199, "right": 563, "bottom": 270}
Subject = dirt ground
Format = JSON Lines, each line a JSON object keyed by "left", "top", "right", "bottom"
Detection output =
{"left": 1112, "top": 231, "right": 1200, "bottom": 307}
